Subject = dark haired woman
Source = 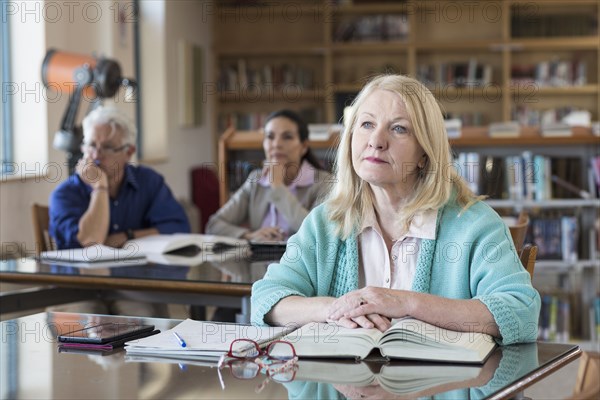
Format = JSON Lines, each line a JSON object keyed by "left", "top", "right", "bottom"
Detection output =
{"left": 206, "top": 110, "right": 332, "bottom": 242}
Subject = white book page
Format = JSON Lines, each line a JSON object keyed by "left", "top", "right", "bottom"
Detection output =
{"left": 125, "top": 319, "right": 292, "bottom": 353}
{"left": 124, "top": 234, "right": 197, "bottom": 255}
{"left": 380, "top": 318, "right": 495, "bottom": 362}
{"left": 125, "top": 234, "right": 249, "bottom": 255}
{"left": 40, "top": 244, "right": 144, "bottom": 263}
{"left": 278, "top": 322, "right": 383, "bottom": 359}
{"left": 383, "top": 318, "right": 492, "bottom": 348}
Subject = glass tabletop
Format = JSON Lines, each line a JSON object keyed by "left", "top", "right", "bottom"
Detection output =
{"left": 0, "top": 312, "right": 581, "bottom": 400}
{"left": 0, "top": 252, "right": 278, "bottom": 286}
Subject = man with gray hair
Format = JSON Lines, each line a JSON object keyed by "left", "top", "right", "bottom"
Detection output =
{"left": 50, "top": 106, "right": 190, "bottom": 249}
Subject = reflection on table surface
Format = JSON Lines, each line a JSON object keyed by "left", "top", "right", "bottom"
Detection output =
{"left": 0, "top": 312, "right": 580, "bottom": 400}
{"left": 0, "top": 251, "right": 278, "bottom": 286}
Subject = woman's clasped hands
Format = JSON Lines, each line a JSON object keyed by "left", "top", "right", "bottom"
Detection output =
{"left": 326, "top": 287, "right": 413, "bottom": 332}
{"left": 243, "top": 226, "right": 284, "bottom": 242}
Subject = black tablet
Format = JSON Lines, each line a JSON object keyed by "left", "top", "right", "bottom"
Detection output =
{"left": 57, "top": 323, "right": 155, "bottom": 344}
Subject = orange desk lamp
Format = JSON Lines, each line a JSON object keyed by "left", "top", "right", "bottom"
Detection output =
{"left": 41, "top": 49, "right": 137, "bottom": 171}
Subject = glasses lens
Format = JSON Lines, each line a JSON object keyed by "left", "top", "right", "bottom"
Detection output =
{"left": 266, "top": 341, "right": 295, "bottom": 360}
{"left": 230, "top": 360, "right": 260, "bottom": 379}
{"left": 230, "top": 339, "right": 260, "bottom": 358}
{"left": 268, "top": 365, "right": 296, "bottom": 383}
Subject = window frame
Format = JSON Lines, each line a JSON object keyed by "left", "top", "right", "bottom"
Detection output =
{"left": 1, "top": 0, "right": 13, "bottom": 173}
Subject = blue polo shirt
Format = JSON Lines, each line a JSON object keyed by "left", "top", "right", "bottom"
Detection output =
{"left": 49, "top": 164, "right": 190, "bottom": 249}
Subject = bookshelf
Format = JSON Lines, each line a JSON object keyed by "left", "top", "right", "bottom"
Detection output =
{"left": 213, "top": 1, "right": 599, "bottom": 129}
{"left": 212, "top": 0, "right": 600, "bottom": 340}
{"left": 452, "top": 135, "right": 599, "bottom": 342}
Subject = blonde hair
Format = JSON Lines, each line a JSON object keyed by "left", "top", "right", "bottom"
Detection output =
{"left": 326, "top": 74, "right": 477, "bottom": 239}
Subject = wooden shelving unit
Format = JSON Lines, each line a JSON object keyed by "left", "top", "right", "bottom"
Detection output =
{"left": 213, "top": 0, "right": 599, "bottom": 131}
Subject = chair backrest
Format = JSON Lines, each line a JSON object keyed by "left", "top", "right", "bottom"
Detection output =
{"left": 191, "top": 166, "right": 220, "bottom": 233}
{"left": 508, "top": 210, "right": 530, "bottom": 253}
{"left": 31, "top": 203, "right": 55, "bottom": 255}
{"left": 519, "top": 244, "right": 537, "bottom": 278}
{"left": 569, "top": 351, "right": 600, "bottom": 400}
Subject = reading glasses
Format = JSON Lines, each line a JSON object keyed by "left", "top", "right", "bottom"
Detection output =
{"left": 217, "top": 338, "right": 298, "bottom": 392}
{"left": 82, "top": 143, "right": 130, "bottom": 155}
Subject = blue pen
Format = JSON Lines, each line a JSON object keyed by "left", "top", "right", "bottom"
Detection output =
{"left": 172, "top": 331, "right": 187, "bottom": 348}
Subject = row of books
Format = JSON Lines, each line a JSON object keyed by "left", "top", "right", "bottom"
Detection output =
{"left": 219, "top": 108, "right": 323, "bottom": 131}
{"left": 226, "top": 150, "right": 596, "bottom": 201}
{"left": 333, "top": 14, "right": 409, "bottom": 42}
{"left": 334, "top": 63, "right": 403, "bottom": 86}
{"left": 528, "top": 215, "right": 579, "bottom": 262}
{"left": 592, "top": 156, "right": 600, "bottom": 196}
{"left": 592, "top": 297, "right": 600, "bottom": 342}
{"left": 417, "top": 59, "right": 493, "bottom": 88}
{"left": 443, "top": 112, "right": 486, "bottom": 128}
{"left": 538, "top": 293, "right": 573, "bottom": 342}
{"left": 219, "top": 112, "right": 269, "bottom": 132}
{"left": 511, "top": 106, "right": 592, "bottom": 130}
{"left": 539, "top": 293, "right": 600, "bottom": 342}
{"left": 218, "top": 60, "right": 316, "bottom": 92}
{"left": 511, "top": 59, "right": 588, "bottom": 87}
{"left": 511, "top": 13, "right": 598, "bottom": 38}
{"left": 454, "top": 152, "right": 591, "bottom": 200}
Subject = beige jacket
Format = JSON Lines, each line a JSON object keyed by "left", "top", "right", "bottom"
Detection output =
{"left": 206, "top": 168, "right": 333, "bottom": 238}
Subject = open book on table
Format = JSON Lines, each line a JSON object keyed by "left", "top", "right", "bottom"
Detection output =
{"left": 124, "top": 319, "right": 294, "bottom": 361}
{"left": 272, "top": 317, "right": 496, "bottom": 364}
{"left": 39, "top": 244, "right": 146, "bottom": 267}
{"left": 123, "top": 234, "right": 250, "bottom": 265}
{"left": 294, "top": 359, "right": 483, "bottom": 396}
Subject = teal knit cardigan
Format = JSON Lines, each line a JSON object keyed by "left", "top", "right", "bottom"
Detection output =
{"left": 251, "top": 199, "right": 541, "bottom": 345}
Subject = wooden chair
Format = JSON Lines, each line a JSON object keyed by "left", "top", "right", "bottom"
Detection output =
{"left": 191, "top": 166, "right": 220, "bottom": 233}
{"left": 519, "top": 244, "right": 537, "bottom": 278}
{"left": 569, "top": 351, "right": 600, "bottom": 400}
{"left": 508, "top": 210, "right": 530, "bottom": 253}
{"left": 31, "top": 203, "right": 55, "bottom": 255}
{"left": 506, "top": 211, "right": 536, "bottom": 277}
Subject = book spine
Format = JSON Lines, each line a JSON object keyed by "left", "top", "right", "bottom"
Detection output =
{"left": 558, "top": 298, "right": 570, "bottom": 342}
{"left": 467, "top": 152, "right": 480, "bottom": 195}
{"left": 539, "top": 294, "right": 552, "bottom": 341}
{"left": 549, "top": 295, "right": 558, "bottom": 341}
{"left": 533, "top": 155, "right": 545, "bottom": 201}
{"left": 522, "top": 151, "right": 534, "bottom": 201}
{"left": 595, "top": 297, "right": 600, "bottom": 341}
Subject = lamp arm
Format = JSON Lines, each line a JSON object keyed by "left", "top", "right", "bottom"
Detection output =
{"left": 60, "top": 84, "right": 84, "bottom": 133}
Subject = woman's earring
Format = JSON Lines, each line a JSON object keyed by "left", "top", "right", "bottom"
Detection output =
{"left": 418, "top": 154, "right": 427, "bottom": 170}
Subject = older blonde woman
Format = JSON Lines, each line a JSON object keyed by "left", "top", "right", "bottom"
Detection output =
{"left": 251, "top": 75, "right": 540, "bottom": 345}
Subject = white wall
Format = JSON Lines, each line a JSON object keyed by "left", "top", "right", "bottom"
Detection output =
{"left": 148, "top": 0, "right": 214, "bottom": 198}
{"left": 0, "top": 0, "right": 214, "bottom": 254}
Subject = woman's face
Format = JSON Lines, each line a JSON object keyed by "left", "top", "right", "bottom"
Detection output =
{"left": 263, "top": 116, "right": 308, "bottom": 167}
{"left": 351, "top": 89, "right": 425, "bottom": 195}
